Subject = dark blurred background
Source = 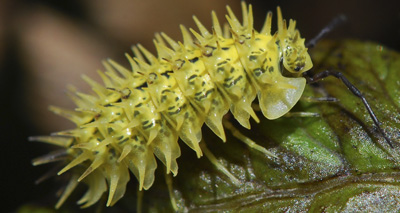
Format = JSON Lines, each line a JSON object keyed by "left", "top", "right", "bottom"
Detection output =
{"left": 0, "top": 0, "right": 399, "bottom": 212}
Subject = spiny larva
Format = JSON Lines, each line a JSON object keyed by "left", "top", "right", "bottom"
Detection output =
{"left": 31, "top": 2, "right": 392, "bottom": 209}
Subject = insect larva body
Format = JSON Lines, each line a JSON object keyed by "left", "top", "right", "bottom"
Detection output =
{"left": 32, "top": 2, "right": 390, "bottom": 210}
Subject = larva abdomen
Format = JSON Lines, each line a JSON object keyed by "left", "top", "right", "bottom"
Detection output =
{"left": 32, "top": 2, "right": 314, "bottom": 208}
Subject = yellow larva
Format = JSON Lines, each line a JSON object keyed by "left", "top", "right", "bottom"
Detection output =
{"left": 30, "top": 2, "right": 390, "bottom": 209}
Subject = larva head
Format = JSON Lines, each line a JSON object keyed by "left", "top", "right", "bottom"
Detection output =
{"left": 277, "top": 7, "right": 313, "bottom": 74}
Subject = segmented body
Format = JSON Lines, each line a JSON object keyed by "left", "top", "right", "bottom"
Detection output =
{"left": 32, "top": 2, "right": 313, "bottom": 208}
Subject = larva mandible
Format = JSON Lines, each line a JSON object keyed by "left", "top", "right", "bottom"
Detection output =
{"left": 30, "top": 1, "right": 392, "bottom": 209}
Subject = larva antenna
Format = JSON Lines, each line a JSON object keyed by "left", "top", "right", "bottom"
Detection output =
{"left": 304, "top": 70, "right": 394, "bottom": 148}
{"left": 306, "top": 14, "right": 347, "bottom": 48}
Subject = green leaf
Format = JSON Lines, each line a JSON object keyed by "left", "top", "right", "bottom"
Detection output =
{"left": 140, "top": 40, "right": 400, "bottom": 212}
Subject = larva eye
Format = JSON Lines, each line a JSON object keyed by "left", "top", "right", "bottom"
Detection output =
{"left": 294, "top": 66, "right": 302, "bottom": 72}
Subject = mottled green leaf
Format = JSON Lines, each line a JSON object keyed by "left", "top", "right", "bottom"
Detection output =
{"left": 139, "top": 40, "right": 400, "bottom": 212}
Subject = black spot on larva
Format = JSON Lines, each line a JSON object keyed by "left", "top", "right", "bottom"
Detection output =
{"left": 118, "top": 137, "right": 128, "bottom": 144}
{"left": 103, "top": 104, "right": 112, "bottom": 107}
{"left": 168, "top": 106, "right": 175, "bottom": 110}
{"left": 269, "top": 66, "right": 274, "bottom": 73}
{"left": 175, "top": 59, "right": 185, "bottom": 70}
{"left": 230, "top": 67, "right": 235, "bottom": 73}
{"left": 175, "top": 97, "right": 179, "bottom": 101}
{"left": 205, "top": 88, "right": 213, "bottom": 97}
{"left": 224, "top": 76, "right": 234, "bottom": 82}
{"left": 161, "top": 95, "right": 167, "bottom": 103}
{"left": 205, "top": 45, "right": 216, "bottom": 50}
{"left": 188, "top": 74, "right": 198, "bottom": 81}
{"left": 262, "top": 58, "right": 267, "bottom": 65}
{"left": 133, "top": 110, "right": 139, "bottom": 117}
{"left": 249, "top": 55, "right": 257, "bottom": 61}
{"left": 217, "top": 67, "right": 225, "bottom": 73}
{"left": 254, "top": 68, "right": 263, "bottom": 77}
{"left": 142, "top": 120, "right": 149, "bottom": 126}
{"left": 162, "top": 89, "right": 171, "bottom": 94}
{"left": 109, "top": 148, "right": 116, "bottom": 158}
{"left": 189, "top": 57, "right": 199, "bottom": 63}
{"left": 136, "top": 82, "right": 148, "bottom": 89}
{"left": 233, "top": 75, "right": 243, "bottom": 85}
{"left": 222, "top": 47, "right": 229, "bottom": 50}
{"left": 135, "top": 103, "right": 143, "bottom": 108}
{"left": 217, "top": 61, "right": 228, "bottom": 66}
{"left": 86, "top": 118, "right": 95, "bottom": 125}
{"left": 161, "top": 70, "right": 173, "bottom": 78}
{"left": 223, "top": 82, "right": 232, "bottom": 88}
{"left": 169, "top": 108, "right": 182, "bottom": 115}
{"left": 143, "top": 121, "right": 154, "bottom": 130}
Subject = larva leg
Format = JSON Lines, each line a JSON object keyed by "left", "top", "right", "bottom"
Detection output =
{"left": 305, "top": 70, "right": 394, "bottom": 148}
{"left": 199, "top": 142, "right": 241, "bottom": 186}
{"left": 222, "top": 120, "right": 277, "bottom": 159}
{"left": 165, "top": 173, "right": 178, "bottom": 212}
{"left": 301, "top": 96, "right": 338, "bottom": 103}
{"left": 137, "top": 189, "right": 143, "bottom": 213}
{"left": 284, "top": 96, "right": 338, "bottom": 117}
{"left": 284, "top": 112, "right": 319, "bottom": 117}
